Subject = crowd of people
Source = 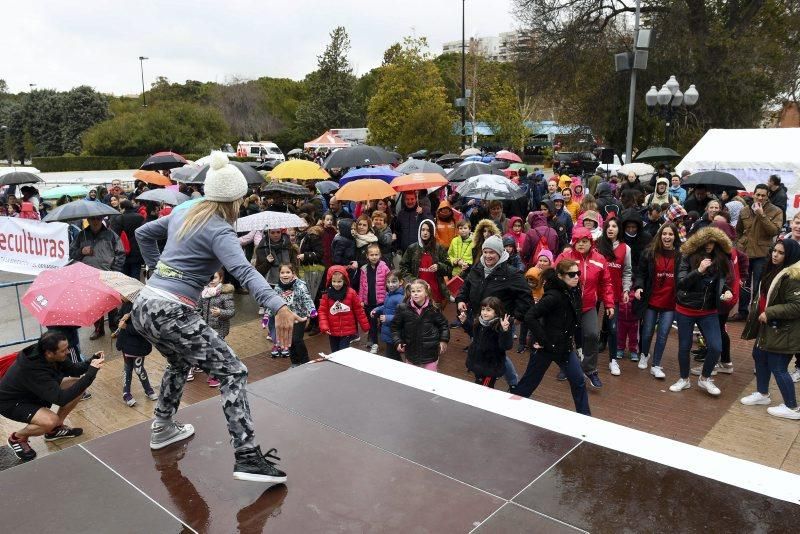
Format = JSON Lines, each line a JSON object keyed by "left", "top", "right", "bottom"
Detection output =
{"left": 2, "top": 151, "right": 800, "bottom": 473}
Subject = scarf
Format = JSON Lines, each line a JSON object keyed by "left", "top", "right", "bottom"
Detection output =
{"left": 278, "top": 278, "right": 295, "bottom": 291}
{"left": 353, "top": 232, "right": 378, "bottom": 248}
{"left": 409, "top": 297, "right": 430, "bottom": 315}
{"left": 478, "top": 316, "right": 498, "bottom": 328}
{"left": 327, "top": 285, "right": 347, "bottom": 301}
{"left": 201, "top": 284, "right": 222, "bottom": 299}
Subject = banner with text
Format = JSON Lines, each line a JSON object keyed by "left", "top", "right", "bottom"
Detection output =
{"left": 0, "top": 217, "right": 70, "bottom": 275}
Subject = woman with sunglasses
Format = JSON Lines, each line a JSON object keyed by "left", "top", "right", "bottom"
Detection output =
{"left": 516, "top": 259, "right": 590, "bottom": 415}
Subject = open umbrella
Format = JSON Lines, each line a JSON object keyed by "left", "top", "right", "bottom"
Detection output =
{"left": 261, "top": 182, "right": 313, "bottom": 197}
{"left": 336, "top": 179, "right": 396, "bottom": 202}
{"left": 136, "top": 189, "right": 190, "bottom": 205}
{"left": 235, "top": 211, "right": 308, "bottom": 233}
{"left": 391, "top": 173, "right": 448, "bottom": 192}
{"left": 40, "top": 185, "right": 89, "bottom": 200}
{"left": 457, "top": 174, "right": 524, "bottom": 200}
{"left": 98, "top": 271, "right": 144, "bottom": 301}
{"left": 287, "top": 148, "right": 304, "bottom": 156}
{"left": 634, "top": 147, "right": 682, "bottom": 163}
{"left": 170, "top": 165, "right": 202, "bottom": 183}
{"left": 172, "top": 196, "right": 205, "bottom": 212}
{"left": 509, "top": 163, "right": 529, "bottom": 171}
{"left": 133, "top": 169, "right": 172, "bottom": 187}
{"left": 315, "top": 181, "right": 339, "bottom": 195}
{"left": 681, "top": 171, "right": 745, "bottom": 191}
{"left": 495, "top": 150, "right": 522, "bottom": 163}
{"left": 408, "top": 149, "right": 428, "bottom": 159}
{"left": 396, "top": 159, "right": 447, "bottom": 177}
{"left": 447, "top": 161, "right": 505, "bottom": 183}
{"left": 464, "top": 155, "right": 483, "bottom": 162}
{"left": 617, "top": 162, "right": 655, "bottom": 177}
{"left": 323, "top": 145, "right": 396, "bottom": 169}
{"left": 22, "top": 263, "right": 122, "bottom": 327}
{"left": 461, "top": 147, "right": 481, "bottom": 157}
{"left": 187, "top": 161, "right": 265, "bottom": 186}
{"left": 435, "top": 154, "right": 463, "bottom": 166}
{"left": 140, "top": 151, "right": 188, "bottom": 171}
{"left": 339, "top": 166, "right": 402, "bottom": 186}
{"left": 269, "top": 160, "right": 329, "bottom": 180}
{"left": 0, "top": 171, "right": 44, "bottom": 186}
{"left": 43, "top": 199, "right": 122, "bottom": 222}
{"left": 490, "top": 160, "right": 510, "bottom": 170}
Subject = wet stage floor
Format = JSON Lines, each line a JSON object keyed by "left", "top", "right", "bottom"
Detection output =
{"left": 2, "top": 349, "right": 799, "bottom": 533}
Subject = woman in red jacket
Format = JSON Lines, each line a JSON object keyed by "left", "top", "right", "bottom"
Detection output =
{"left": 318, "top": 265, "right": 370, "bottom": 353}
{"left": 555, "top": 227, "right": 615, "bottom": 388}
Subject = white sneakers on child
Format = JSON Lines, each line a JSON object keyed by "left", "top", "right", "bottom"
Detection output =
{"left": 697, "top": 376, "right": 721, "bottom": 396}
{"left": 637, "top": 354, "right": 649, "bottom": 370}
{"left": 609, "top": 360, "right": 621, "bottom": 376}
{"left": 669, "top": 378, "right": 691, "bottom": 392}
{"left": 650, "top": 366, "right": 665, "bottom": 379}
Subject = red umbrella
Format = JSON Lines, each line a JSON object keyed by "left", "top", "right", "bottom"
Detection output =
{"left": 22, "top": 263, "right": 121, "bottom": 327}
{"left": 496, "top": 150, "right": 522, "bottom": 163}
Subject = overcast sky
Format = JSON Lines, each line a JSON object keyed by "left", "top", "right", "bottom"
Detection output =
{"left": 4, "top": 0, "right": 517, "bottom": 95}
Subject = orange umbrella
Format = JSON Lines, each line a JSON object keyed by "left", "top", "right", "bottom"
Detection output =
{"left": 336, "top": 179, "right": 397, "bottom": 202}
{"left": 133, "top": 169, "right": 172, "bottom": 186}
{"left": 390, "top": 173, "right": 448, "bottom": 192}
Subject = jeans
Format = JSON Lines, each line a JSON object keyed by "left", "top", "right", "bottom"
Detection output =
{"left": 719, "top": 313, "right": 730, "bottom": 364}
{"left": 606, "top": 305, "right": 618, "bottom": 362}
{"left": 504, "top": 356, "right": 519, "bottom": 387}
{"left": 738, "top": 256, "right": 767, "bottom": 315}
{"left": 516, "top": 350, "right": 591, "bottom": 416}
{"left": 329, "top": 335, "right": 353, "bottom": 353}
{"left": 676, "top": 312, "right": 721, "bottom": 379}
{"left": 753, "top": 347, "right": 797, "bottom": 408}
{"left": 640, "top": 308, "right": 675, "bottom": 367}
{"left": 579, "top": 309, "right": 600, "bottom": 374}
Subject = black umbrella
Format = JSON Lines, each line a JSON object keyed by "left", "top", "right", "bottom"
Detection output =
{"left": 0, "top": 171, "right": 44, "bottom": 186}
{"left": 681, "top": 171, "right": 745, "bottom": 191}
{"left": 261, "top": 182, "right": 312, "bottom": 197}
{"left": 256, "top": 160, "right": 279, "bottom": 171}
{"left": 490, "top": 160, "right": 510, "bottom": 170}
{"left": 315, "top": 181, "right": 339, "bottom": 195}
{"left": 396, "top": 159, "right": 447, "bottom": 177}
{"left": 428, "top": 151, "right": 445, "bottom": 159}
{"left": 435, "top": 153, "right": 464, "bottom": 166}
{"left": 408, "top": 149, "right": 428, "bottom": 159}
{"left": 447, "top": 161, "right": 505, "bottom": 183}
{"left": 185, "top": 161, "right": 265, "bottom": 186}
{"left": 140, "top": 151, "right": 188, "bottom": 171}
{"left": 323, "top": 145, "right": 395, "bottom": 169}
{"left": 43, "top": 200, "right": 122, "bottom": 222}
{"left": 634, "top": 147, "right": 682, "bottom": 163}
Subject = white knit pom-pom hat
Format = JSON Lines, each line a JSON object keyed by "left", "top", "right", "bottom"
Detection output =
{"left": 203, "top": 151, "right": 248, "bottom": 202}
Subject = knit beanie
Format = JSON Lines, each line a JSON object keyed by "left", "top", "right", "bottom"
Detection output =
{"left": 482, "top": 235, "right": 504, "bottom": 256}
{"left": 537, "top": 249, "right": 554, "bottom": 263}
{"left": 204, "top": 152, "right": 247, "bottom": 202}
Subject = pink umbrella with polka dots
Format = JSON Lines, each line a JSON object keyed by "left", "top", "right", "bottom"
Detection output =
{"left": 22, "top": 263, "right": 121, "bottom": 327}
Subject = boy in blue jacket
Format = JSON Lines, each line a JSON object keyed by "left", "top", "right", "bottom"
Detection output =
{"left": 371, "top": 271, "right": 404, "bottom": 360}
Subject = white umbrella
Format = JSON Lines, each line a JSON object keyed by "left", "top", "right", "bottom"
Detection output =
{"left": 456, "top": 173, "right": 525, "bottom": 200}
{"left": 235, "top": 211, "right": 308, "bottom": 233}
{"left": 618, "top": 162, "right": 655, "bottom": 177}
{"left": 460, "top": 147, "right": 481, "bottom": 156}
{"left": 136, "top": 189, "right": 190, "bottom": 205}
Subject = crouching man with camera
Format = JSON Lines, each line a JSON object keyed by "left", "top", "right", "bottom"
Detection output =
{"left": 0, "top": 331, "right": 104, "bottom": 461}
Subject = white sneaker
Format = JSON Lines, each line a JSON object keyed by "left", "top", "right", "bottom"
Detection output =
{"left": 577, "top": 348, "right": 584, "bottom": 361}
{"left": 650, "top": 366, "right": 665, "bottom": 379}
{"left": 258, "top": 307, "right": 265, "bottom": 315}
{"left": 697, "top": 376, "right": 721, "bottom": 396}
{"left": 637, "top": 354, "right": 649, "bottom": 370}
{"left": 691, "top": 366, "right": 717, "bottom": 376}
{"left": 715, "top": 363, "right": 734, "bottom": 374}
{"left": 669, "top": 378, "right": 691, "bottom": 392}
{"left": 609, "top": 360, "right": 621, "bottom": 376}
{"left": 791, "top": 368, "right": 800, "bottom": 383}
{"left": 740, "top": 392, "right": 771, "bottom": 406}
{"left": 370, "top": 344, "right": 379, "bottom": 354}
{"left": 767, "top": 404, "right": 800, "bottom": 420}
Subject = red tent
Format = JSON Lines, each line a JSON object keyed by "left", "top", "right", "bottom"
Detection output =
{"left": 304, "top": 131, "right": 351, "bottom": 149}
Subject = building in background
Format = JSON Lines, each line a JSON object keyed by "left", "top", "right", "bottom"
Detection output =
{"left": 442, "top": 31, "right": 527, "bottom": 62}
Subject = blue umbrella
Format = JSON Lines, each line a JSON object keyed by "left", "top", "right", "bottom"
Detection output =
{"left": 481, "top": 155, "right": 495, "bottom": 163}
{"left": 463, "top": 155, "right": 482, "bottom": 162}
{"left": 172, "top": 196, "right": 205, "bottom": 212}
{"left": 339, "top": 166, "right": 402, "bottom": 186}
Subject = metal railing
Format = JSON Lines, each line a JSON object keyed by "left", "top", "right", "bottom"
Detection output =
{"left": 0, "top": 279, "right": 41, "bottom": 349}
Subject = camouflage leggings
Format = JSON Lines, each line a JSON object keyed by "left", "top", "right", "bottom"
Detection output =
{"left": 131, "top": 291, "right": 254, "bottom": 449}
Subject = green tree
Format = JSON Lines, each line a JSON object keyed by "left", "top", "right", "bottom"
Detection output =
{"left": 60, "top": 86, "right": 109, "bottom": 154}
{"left": 82, "top": 102, "right": 229, "bottom": 156}
{"left": 295, "top": 26, "right": 361, "bottom": 138}
{"left": 367, "top": 37, "right": 457, "bottom": 153}
{"left": 481, "top": 81, "right": 528, "bottom": 152}
{"left": 22, "top": 89, "right": 64, "bottom": 156}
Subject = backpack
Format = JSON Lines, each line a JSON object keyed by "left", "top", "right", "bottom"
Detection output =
{"left": 119, "top": 230, "right": 131, "bottom": 255}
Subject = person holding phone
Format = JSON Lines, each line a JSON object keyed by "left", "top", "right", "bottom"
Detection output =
{"left": 0, "top": 332, "right": 104, "bottom": 462}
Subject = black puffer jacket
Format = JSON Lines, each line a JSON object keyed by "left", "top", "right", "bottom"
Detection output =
{"left": 524, "top": 276, "right": 580, "bottom": 361}
{"left": 115, "top": 301, "right": 152, "bottom": 356}
{"left": 298, "top": 228, "right": 324, "bottom": 266}
{"left": 466, "top": 320, "right": 513, "bottom": 378}
{"left": 457, "top": 260, "right": 533, "bottom": 321}
{"left": 620, "top": 208, "right": 652, "bottom": 272}
{"left": 676, "top": 227, "right": 734, "bottom": 312}
{"left": 390, "top": 302, "right": 450, "bottom": 365}
{"left": 331, "top": 219, "right": 356, "bottom": 266}
{"left": 109, "top": 210, "right": 145, "bottom": 263}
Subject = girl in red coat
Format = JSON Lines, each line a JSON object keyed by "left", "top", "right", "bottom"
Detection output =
{"left": 318, "top": 265, "right": 370, "bottom": 353}
{"left": 555, "top": 226, "right": 615, "bottom": 389}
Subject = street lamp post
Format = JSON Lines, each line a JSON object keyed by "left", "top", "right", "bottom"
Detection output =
{"left": 138, "top": 56, "right": 149, "bottom": 107}
{"left": 645, "top": 75, "right": 699, "bottom": 147}
{"left": 29, "top": 84, "right": 36, "bottom": 91}
{"left": 460, "top": 0, "right": 466, "bottom": 150}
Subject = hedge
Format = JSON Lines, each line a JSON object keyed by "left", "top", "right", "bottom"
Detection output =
{"left": 32, "top": 154, "right": 257, "bottom": 173}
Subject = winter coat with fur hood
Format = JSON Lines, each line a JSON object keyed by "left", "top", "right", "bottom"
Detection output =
{"left": 754, "top": 258, "right": 800, "bottom": 354}
{"left": 676, "top": 227, "right": 734, "bottom": 313}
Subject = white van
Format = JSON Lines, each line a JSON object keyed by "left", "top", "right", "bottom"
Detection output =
{"left": 236, "top": 141, "right": 285, "bottom": 163}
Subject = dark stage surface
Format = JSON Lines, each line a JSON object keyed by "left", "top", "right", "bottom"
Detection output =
{"left": 2, "top": 349, "right": 798, "bottom": 533}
